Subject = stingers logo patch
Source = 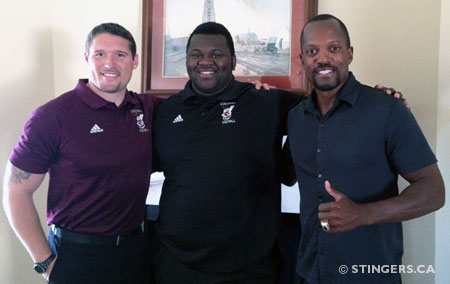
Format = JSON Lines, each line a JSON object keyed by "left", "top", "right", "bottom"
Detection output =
{"left": 130, "top": 108, "right": 149, "bottom": 132}
{"left": 220, "top": 102, "right": 236, "bottom": 124}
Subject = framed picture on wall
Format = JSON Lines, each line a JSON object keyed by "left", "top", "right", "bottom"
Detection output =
{"left": 141, "top": 0, "right": 318, "bottom": 96}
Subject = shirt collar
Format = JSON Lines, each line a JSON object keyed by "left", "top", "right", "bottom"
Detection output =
{"left": 304, "top": 72, "right": 360, "bottom": 113}
{"left": 75, "top": 79, "right": 137, "bottom": 109}
{"left": 181, "top": 76, "right": 245, "bottom": 103}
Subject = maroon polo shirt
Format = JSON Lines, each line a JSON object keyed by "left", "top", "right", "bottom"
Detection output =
{"left": 10, "top": 79, "right": 162, "bottom": 235}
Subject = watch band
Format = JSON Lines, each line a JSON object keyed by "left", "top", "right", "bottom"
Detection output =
{"left": 33, "top": 253, "right": 56, "bottom": 274}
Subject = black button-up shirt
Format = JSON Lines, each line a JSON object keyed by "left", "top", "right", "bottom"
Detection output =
{"left": 287, "top": 73, "right": 436, "bottom": 284}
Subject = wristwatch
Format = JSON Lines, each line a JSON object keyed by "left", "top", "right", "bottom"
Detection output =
{"left": 33, "top": 253, "right": 56, "bottom": 274}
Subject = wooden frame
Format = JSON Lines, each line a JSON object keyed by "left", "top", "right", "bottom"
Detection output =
{"left": 141, "top": 0, "right": 318, "bottom": 96}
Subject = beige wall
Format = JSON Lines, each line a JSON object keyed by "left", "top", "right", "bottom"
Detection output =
{"left": 436, "top": 0, "right": 450, "bottom": 283}
{"left": 0, "top": 0, "right": 447, "bottom": 283}
{"left": 0, "top": 1, "right": 53, "bottom": 283}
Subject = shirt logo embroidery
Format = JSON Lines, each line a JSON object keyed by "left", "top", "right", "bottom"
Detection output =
{"left": 136, "top": 114, "right": 148, "bottom": 132}
{"left": 90, "top": 124, "right": 104, "bottom": 134}
{"left": 131, "top": 108, "right": 149, "bottom": 132}
{"left": 172, "top": 115, "right": 184, "bottom": 123}
{"left": 220, "top": 102, "right": 236, "bottom": 124}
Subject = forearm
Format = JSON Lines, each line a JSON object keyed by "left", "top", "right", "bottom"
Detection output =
{"left": 5, "top": 189, "right": 52, "bottom": 261}
{"left": 280, "top": 139, "right": 297, "bottom": 186}
{"left": 3, "top": 162, "right": 51, "bottom": 262}
{"left": 362, "top": 164, "right": 445, "bottom": 226}
{"left": 280, "top": 158, "right": 297, "bottom": 186}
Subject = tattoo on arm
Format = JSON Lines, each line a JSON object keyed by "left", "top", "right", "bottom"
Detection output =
{"left": 11, "top": 166, "right": 32, "bottom": 183}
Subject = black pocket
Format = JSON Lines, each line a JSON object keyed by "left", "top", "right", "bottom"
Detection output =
{"left": 47, "top": 255, "right": 62, "bottom": 283}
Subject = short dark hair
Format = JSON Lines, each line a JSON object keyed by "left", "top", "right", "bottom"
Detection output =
{"left": 85, "top": 23, "right": 137, "bottom": 59}
{"left": 186, "top": 22, "right": 235, "bottom": 56}
{"left": 300, "top": 14, "right": 351, "bottom": 52}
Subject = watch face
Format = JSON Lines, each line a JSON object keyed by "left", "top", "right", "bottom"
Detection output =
{"left": 33, "top": 252, "right": 55, "bottom": 274}
{"left": 34, "top": 264, "right": 45, "bottom": 274}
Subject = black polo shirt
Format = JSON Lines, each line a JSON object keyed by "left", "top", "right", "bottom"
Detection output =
{"left": 287, "top": 73, "right": 437, "bottom": 284}
{"left": 153, "top": 78, "right": 302, "bottom": 273}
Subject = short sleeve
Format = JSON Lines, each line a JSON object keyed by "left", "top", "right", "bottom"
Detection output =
{"left": 385, "top": 100, "right": 437, "bottom": 174}
{"left": 10, "top": 104, "right": 61, "bottom": 174}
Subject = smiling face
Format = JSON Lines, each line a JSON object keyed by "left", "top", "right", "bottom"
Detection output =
{"left": 85, "top": 33, "right": 138, "bottom": 99}
{"left": 300, "top": 19, "right": 353, "bottom": 93}
{"left": 186, "top": 34, "right": 236, "bottom": 96}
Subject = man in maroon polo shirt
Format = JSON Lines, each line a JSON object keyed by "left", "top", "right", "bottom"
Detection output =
{"left": 3, "top": 23, "right": 162, "bottom": 284}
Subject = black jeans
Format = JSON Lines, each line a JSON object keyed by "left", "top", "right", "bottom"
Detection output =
{"left": 47, "top": 227, "right": 147, "bottom": 284}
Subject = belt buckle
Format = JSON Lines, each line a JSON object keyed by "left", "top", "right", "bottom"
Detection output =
{"left": 51, "top": 224, "right": 59, "bottom": 236}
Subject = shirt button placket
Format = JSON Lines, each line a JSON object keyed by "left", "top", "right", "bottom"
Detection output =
{"left": 317, "top": 119, "right": 325, "bottom": 183}
{"left": 315, "top": 117, "right": 327, "bottom": 282}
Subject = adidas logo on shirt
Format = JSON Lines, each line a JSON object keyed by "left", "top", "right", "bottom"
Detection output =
{"left": 90, "top": 124, "right": 104, "bottom": 134}
{"left": 172, "top": 115, "right": 184, "bottom": 123}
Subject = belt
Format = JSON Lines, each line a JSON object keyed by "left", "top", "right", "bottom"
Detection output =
{"left": 50, "top": 225, "right": 143, "bottom": 246}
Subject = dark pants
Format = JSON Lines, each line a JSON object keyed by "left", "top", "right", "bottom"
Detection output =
{"left": 148, "top": 233, "right": 279, "bottom": 284}
{"left": 278, "top": 213, "right": 301, "bottom": 284}
{"left": 47, "top": 226, "right": 147, "bottom": 284}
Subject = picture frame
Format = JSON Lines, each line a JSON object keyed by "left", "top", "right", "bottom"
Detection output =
{"left": 141, "top": 0, "right": 318, "bottom": 96}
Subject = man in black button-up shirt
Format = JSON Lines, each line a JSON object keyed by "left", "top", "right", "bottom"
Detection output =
{"left": 287, "top": 14, "right": 445, "bottom": 284}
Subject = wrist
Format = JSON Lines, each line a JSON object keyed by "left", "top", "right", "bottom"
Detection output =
{"left": 33, "top": 252, "right": 56, "bottom": 274}
{"left": 360, "top": 203, "right": 376, "bottom": 226}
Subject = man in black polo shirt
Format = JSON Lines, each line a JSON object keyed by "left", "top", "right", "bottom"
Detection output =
{"left": 287, "top": 14, "right": 445, "bottom": 283}
{"left": 150, "top": 22, "right": 302, "bottom": 283}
